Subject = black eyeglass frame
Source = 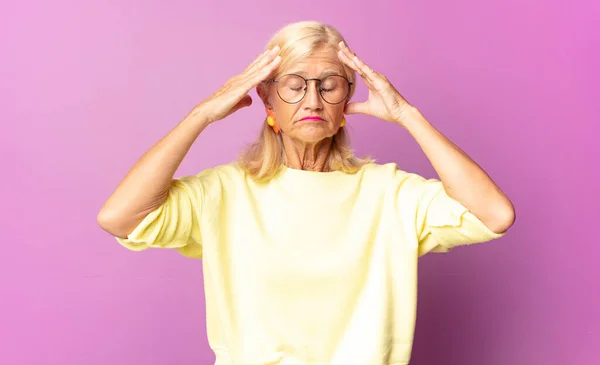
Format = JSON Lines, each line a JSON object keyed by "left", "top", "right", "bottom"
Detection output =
{"left": 267, "top": 73, "right": 353, "bottom": 105}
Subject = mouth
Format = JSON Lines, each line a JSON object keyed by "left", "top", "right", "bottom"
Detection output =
{"left": 298, "top": 116, "right": 325, "bottom": 122}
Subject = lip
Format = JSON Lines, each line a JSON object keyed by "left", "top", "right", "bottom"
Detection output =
{"left": 299, "top": 116, "right": 325, "bottom": 122}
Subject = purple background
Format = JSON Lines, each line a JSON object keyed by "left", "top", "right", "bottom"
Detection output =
{"left": 2, "top": 0, "right": 598, "bottom": 364}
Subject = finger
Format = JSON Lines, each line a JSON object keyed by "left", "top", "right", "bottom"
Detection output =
{"left": 339, "top": 41, "right": 378, "bottom": 81}
{"left": 344, "top": 101, "right": 369, "bottom": 115}
{"left": 337, "top": 49, "right": 365, "bottom": 81}
{"left": 246, "top": 46, "right": 280, "bottom": 74}
{"left": 337, "top": 48, "right": 358, "bottom": 71}
{"left": 231, "top": 94, "right": 253, "bottom": 112}
{"left": 337, "top": 42, "right": 379, "bottom": 88}
{"left": 337, "top": 50, "right": 375, "bottom": 89}
{"left": 232, "top": 56, "right": 281, "bottom": 99}
{"left": 218, "top": 94, "right": 253, "bottom": 120}
{"left": 244, "top": 48, "right": 271, "bottom": 71}
{"left": 338, "top": 41, "right": 353, "bottom": 57}
{"left": 338, "top": 41, "right": 362, "bottom": 68}
{"left": 351, "top": 54, "right": 377, "bottom": 82}
{"left": 249, "top": 54, "right": 281, "bottom": 84}
{"left": 229, "top": 49, "right": 281, "bottom": 99}
{"left": 337, "top": 42, "right": 359, "bottom": 71}
{"left": 224, "top": 54, "right": 280, "bottom": 103}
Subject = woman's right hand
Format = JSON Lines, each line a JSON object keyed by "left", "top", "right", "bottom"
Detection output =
{"left": 193, "top": 46, "right": 281, "bottom": 124}
{"left": 97, "top": 47, "right": 281, "bottom": 239}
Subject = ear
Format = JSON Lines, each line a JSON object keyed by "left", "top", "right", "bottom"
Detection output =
{"left": 256, "top": 84, "right": 270, "bottom": 107}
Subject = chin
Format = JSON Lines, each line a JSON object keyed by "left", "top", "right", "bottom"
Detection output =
{"left": 287, "top": 122, "right": 335, "bottom": 142}
{"left": 294, "top": 130, "right": 334, "bottom": 143}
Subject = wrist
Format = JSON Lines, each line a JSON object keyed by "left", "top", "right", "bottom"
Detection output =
{"left": 395, "top": 105, "right": 423, "bottom": 127}
{"left": 185, "top": 105, "right": 214, "bottom": 128}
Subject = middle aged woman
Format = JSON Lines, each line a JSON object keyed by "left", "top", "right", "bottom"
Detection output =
{"left": 98, "top": 20, "right": 515, "bottom": 365}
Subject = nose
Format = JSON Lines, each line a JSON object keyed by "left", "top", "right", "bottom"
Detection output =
{"left": 302, "top": 80, "right": 324, "bottom": 110}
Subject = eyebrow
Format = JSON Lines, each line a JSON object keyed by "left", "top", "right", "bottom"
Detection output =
{"left": 286, "top": 70, "right": 344, "bottom": 78}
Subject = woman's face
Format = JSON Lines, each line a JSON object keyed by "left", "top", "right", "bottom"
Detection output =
{"left": 262, "top": 47, "right": 350, "bottom": 143}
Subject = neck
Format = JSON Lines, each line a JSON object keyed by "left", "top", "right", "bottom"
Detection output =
{"left": 281, "top": 135, "right": 333, "bottom": 172}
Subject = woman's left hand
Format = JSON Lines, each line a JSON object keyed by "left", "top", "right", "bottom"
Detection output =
{"left": 337, "top": 41, "right": 413, "bottom": 125}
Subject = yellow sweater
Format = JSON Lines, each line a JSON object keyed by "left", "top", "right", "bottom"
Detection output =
{"left": 115, "top": 162, "right": 505, "bottom": 365}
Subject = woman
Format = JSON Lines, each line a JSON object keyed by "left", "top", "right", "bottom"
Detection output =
{"left": 98, "top": 21, "right": 515, "bottom": 365}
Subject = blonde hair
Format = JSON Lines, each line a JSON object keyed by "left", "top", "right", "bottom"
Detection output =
{"left": 237, "top": 21, "right": 374, "bottom": 182}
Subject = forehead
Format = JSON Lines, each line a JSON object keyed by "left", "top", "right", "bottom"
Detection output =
{"left": 282, "top": 48, "right": 345, "bottom": 76}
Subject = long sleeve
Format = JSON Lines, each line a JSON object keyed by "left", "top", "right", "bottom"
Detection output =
{"left": 114, "top": 174, "right": 207, "bottom": 259}
{"left": 394, "top": 170, "right": 506, "bottom": 257}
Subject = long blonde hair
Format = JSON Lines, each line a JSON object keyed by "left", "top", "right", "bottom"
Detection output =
{"left": 237, "top": 21, "right": 373, "bottom": 182}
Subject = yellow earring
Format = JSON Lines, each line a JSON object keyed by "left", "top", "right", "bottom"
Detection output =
{"left": 340, "top": 117, "right": 346, "bottom": 127}
{"left": 266, "top": 115, "right": 280, "bottom": 133}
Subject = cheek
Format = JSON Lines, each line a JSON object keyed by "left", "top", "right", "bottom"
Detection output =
{"left": 274, "top": 105, "right": 297, "bottom": 125}
{"left": 327, "top": 105, "right": 345, "bottom": 121}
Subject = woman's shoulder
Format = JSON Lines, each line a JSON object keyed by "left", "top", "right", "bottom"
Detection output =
{"left": 199, "top": 161, "right": 249, "bottom": 181}
{"left": 360, "top": 161, "right": 417, "bottom": 179}
{"left": 172, "top": 161, "right": 246, "bottom": 187}
{"left": 359, "top": 162, "right": 435, "bottom": 190}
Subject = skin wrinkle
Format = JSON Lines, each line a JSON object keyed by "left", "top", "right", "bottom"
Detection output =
{"left": 259, "top": 48, "right": 348, "bottom": 172}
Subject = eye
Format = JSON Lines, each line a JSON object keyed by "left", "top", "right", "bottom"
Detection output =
{"left": 320, "top": 84, "right": 338, "bottom": 93}
{"left": 320, "top": 78, "right": 340, "bottom": 92}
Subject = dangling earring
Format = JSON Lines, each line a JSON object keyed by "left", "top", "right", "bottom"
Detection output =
{"left": 340, "top": 117, "right": 346, "bottom": 127}
{"left": 266, "top": 114, "right": 280, "bottom": 133}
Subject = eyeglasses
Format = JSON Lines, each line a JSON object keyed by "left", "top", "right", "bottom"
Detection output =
{"left": 269, "top": 74, "right": 353, "bottom": 105}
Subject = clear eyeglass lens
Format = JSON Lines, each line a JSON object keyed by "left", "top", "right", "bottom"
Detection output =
{"left": 277, "top": 75, "right": 349, "bottom": 104}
